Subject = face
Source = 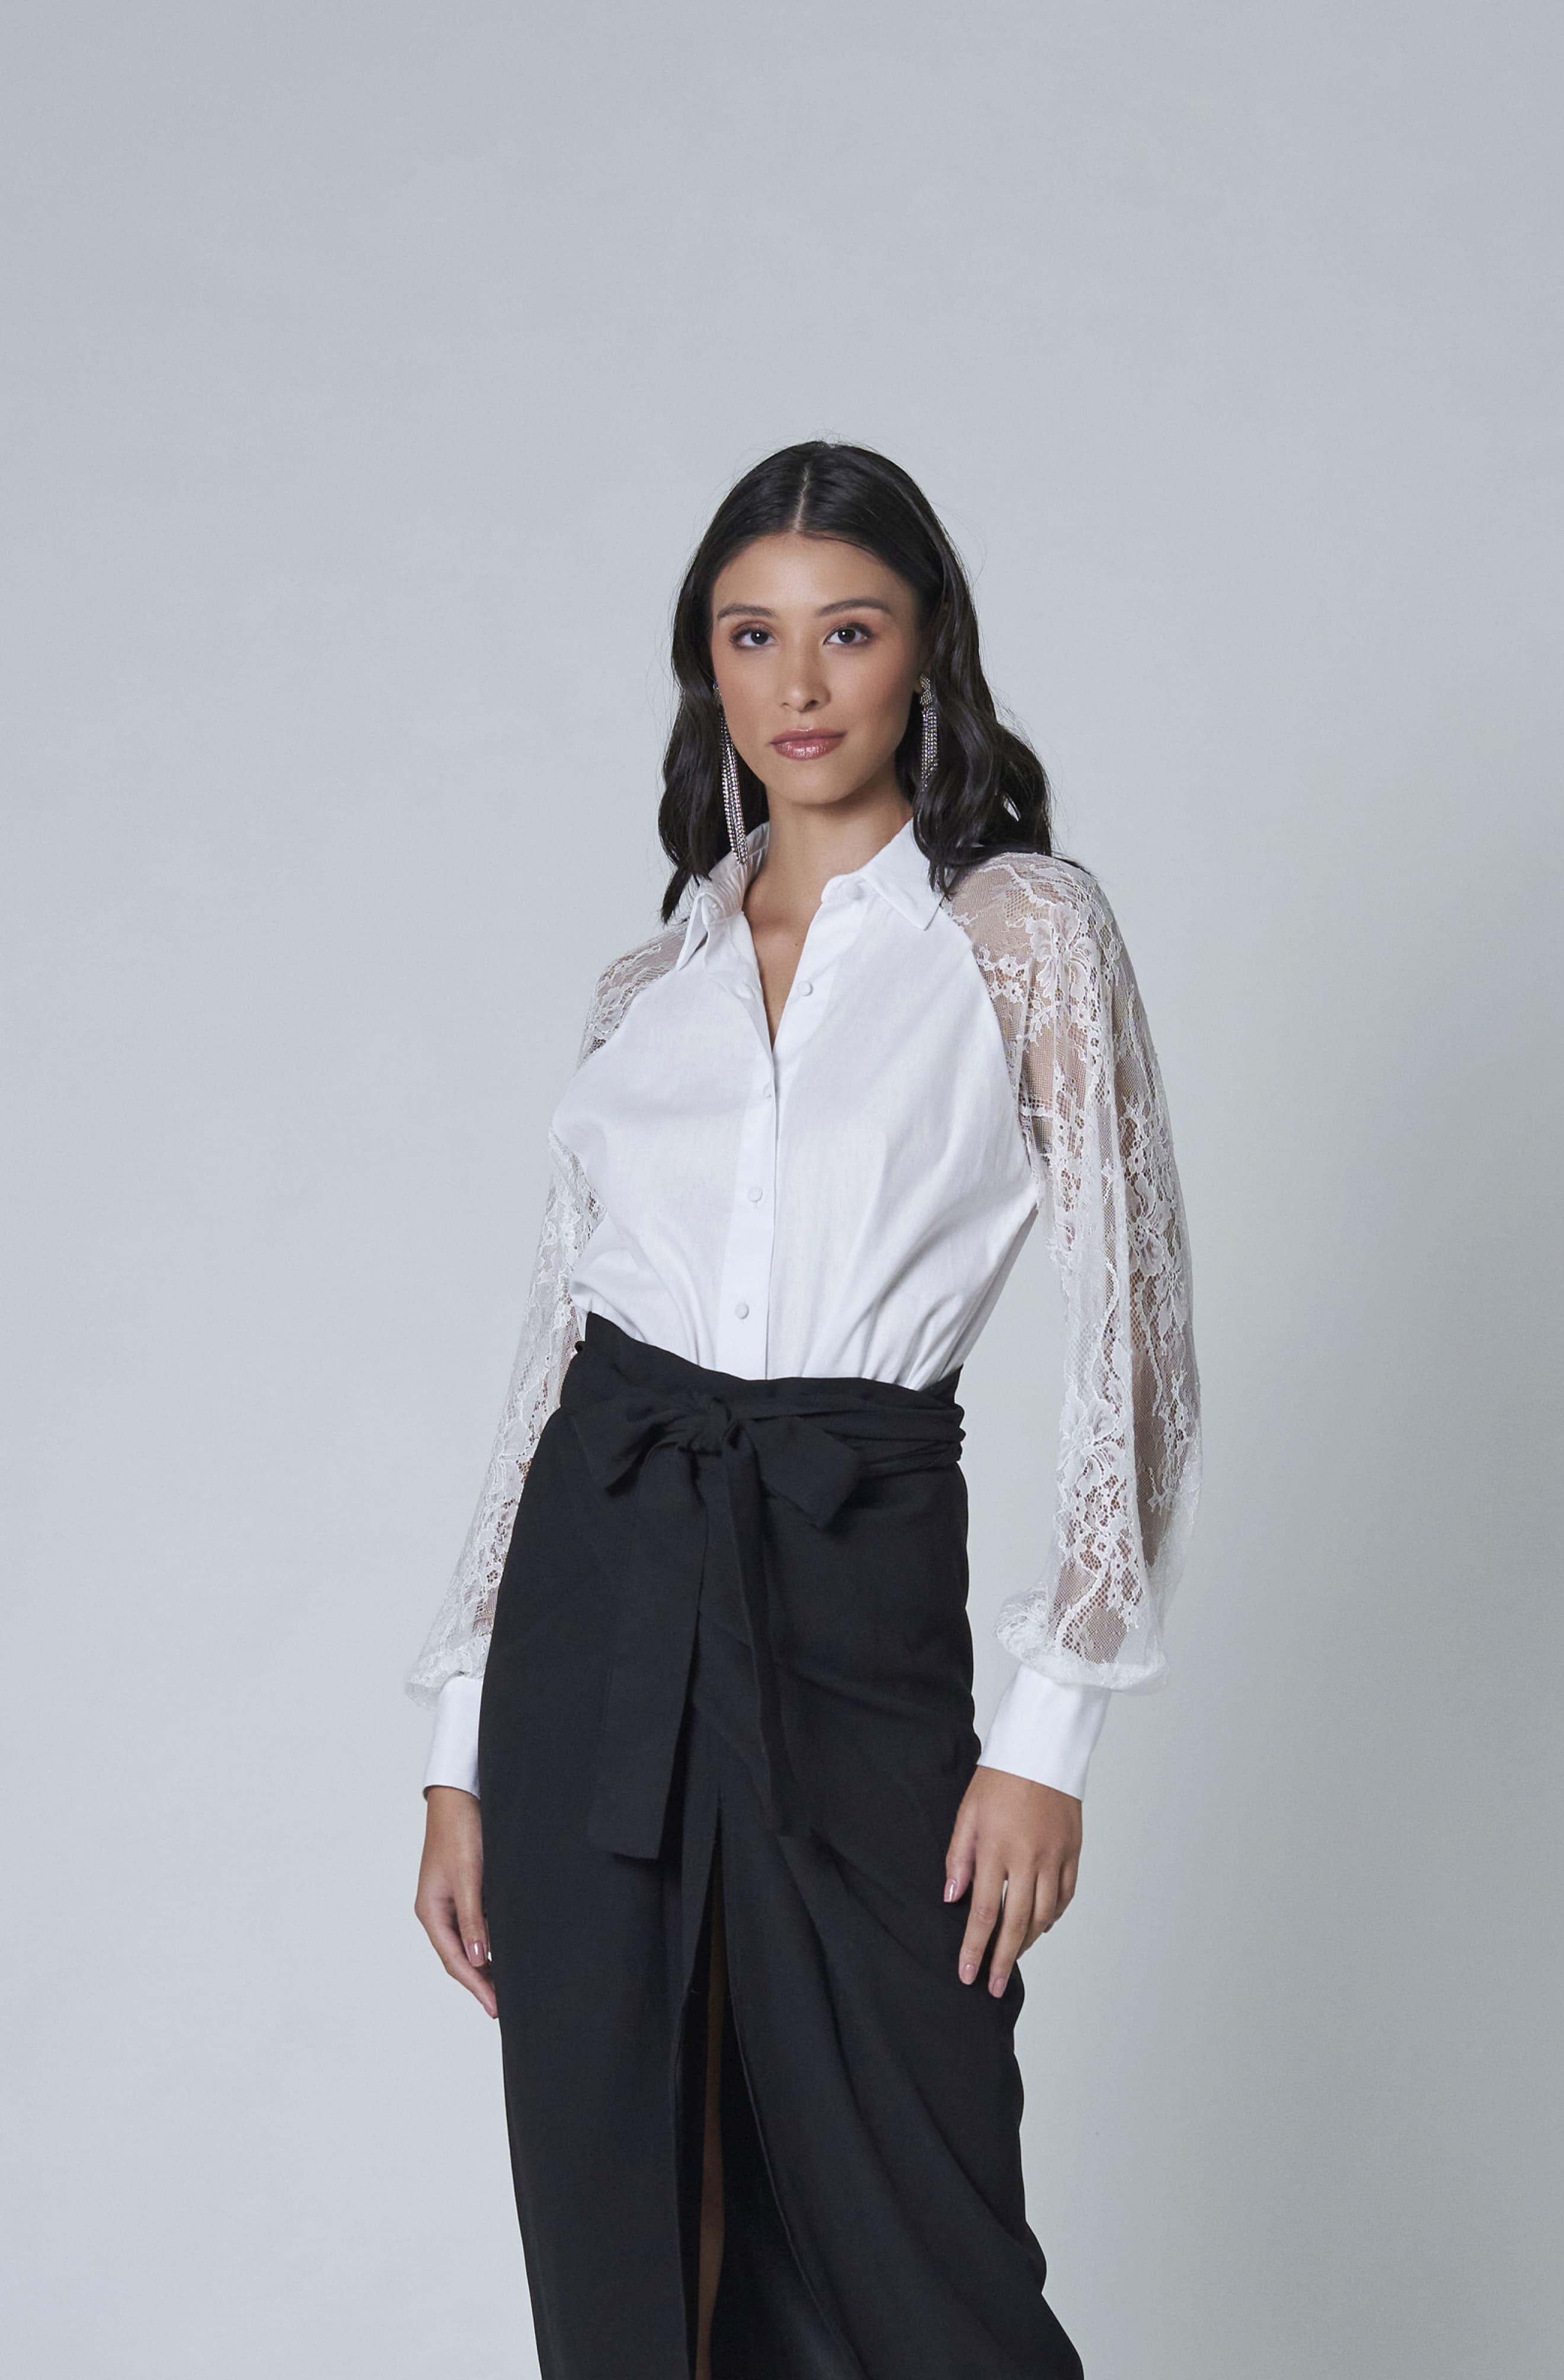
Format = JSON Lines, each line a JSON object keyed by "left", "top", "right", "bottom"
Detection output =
{"left": 709, "top": 532, "right": 925, "bottom": 816}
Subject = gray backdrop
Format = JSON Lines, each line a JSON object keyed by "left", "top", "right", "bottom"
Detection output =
{"left": 4, "top": 4, "right": 1559, "bottom": 2375}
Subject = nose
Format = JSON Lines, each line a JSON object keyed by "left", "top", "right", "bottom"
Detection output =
{"left": 778, "top": 642, "right": 830, "bottom": 716}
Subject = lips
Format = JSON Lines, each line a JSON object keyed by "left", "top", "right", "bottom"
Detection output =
{"left": 770, "top": 732, "right": 845, "bottom": 761}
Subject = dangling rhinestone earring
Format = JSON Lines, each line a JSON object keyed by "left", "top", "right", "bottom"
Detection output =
{"left": 719, "top": 709, "right": 747, "bottom": 862}
{"left": 917, "top": 673, "right": 938, "bottom": 796}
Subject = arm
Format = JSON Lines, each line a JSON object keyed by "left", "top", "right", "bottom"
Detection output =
{"left": 405, "top": 1135, "right": 600, "bottom": 1730}
{"left": 410, "top": 1141, "right": 598, "bottom": 2017}
{"left": 412, "top": 920, "right": 687, "bottom": 2014}
{"left": 1002, "top": 861, "right": 1202, "bottom": 1687}
{"left": 407, "top": 919, "right": 687, "bottom": 1784}
{"left": 947, "top": 856, "right": 1202, "bottom": 1985}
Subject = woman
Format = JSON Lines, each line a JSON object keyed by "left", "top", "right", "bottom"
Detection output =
{"left": 410, "top": 441, "right": 1201, "bottom": 2379}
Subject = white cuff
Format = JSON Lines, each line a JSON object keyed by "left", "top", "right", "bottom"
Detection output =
{"left": 976, "top": 1664, "right": 1111, "bottom": 1799}
{"left": 423, "top": 1672, "right": 485, "bottom": 1798}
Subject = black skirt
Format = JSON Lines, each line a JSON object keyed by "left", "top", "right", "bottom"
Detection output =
{"left": 477, "top": 1311, "right": 1084, "bottom": 2379}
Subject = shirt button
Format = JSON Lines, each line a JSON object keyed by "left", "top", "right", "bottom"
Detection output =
{"left": 734, "top": 1300, "right": 750, "bottom": 1319}
{"left": 797, "top": 978, "right": 813, "bottom": 997}
{"left": 746, "top": 1184, "right": 763, "bottom": 1202}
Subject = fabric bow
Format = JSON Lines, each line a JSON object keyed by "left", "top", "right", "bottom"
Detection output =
{"left": 572, "top": 1389, "right": 868, "bottom": 1529}
{"left": 559, "top": 1335, "right": 964, "bottom": 1861}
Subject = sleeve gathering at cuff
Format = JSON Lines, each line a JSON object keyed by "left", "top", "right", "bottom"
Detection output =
{"left": 975, "top": 1663, "right": 1111, "bottom": 1799}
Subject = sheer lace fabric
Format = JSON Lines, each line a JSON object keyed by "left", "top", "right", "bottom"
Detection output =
{"left": 404, "top": 929, "right": 685, "bottom": 1702}
{"left": 944, "top": 856, "right": 1201, "bottom": 1689}
{"left": 405, "top": 851, "right": 1199, "bottom": 1707}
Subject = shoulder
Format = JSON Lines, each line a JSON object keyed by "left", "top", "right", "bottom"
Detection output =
{"left": 943, "top": 846, "right": 1122, "bottom": 966}
{"left": 576, "top": 918, "right": 687, "bottom": 1063}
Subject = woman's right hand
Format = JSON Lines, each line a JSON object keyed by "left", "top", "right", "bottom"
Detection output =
{"left": 415, "top": 1786, "right": 497, "bottom": 2018}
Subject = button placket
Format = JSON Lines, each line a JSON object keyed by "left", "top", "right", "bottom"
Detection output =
{"left": 769, "top": 895, "right": 858, "bottom": 1059}
{"left": 712, "top": 887, "right": 871, "bottom": 1370}
{"left": 713, "top": 1047, "right": 780, "bottom": 1368}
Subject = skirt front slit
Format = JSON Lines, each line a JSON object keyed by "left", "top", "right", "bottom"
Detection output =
{"left": 476, "top": 1312, "right": 1084, "bottom": 2380}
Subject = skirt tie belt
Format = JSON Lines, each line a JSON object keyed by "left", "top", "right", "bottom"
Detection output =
{"left": 564, "top": 1356, "right": 964, "bottom": 1860}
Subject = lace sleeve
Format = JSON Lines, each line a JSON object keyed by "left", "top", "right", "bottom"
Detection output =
{"left": 402, "top": 1136, "right": 599, "bottom": 1705}
{"left": 402, "top": 919, "right": 686, "bottom": 1706}
{"left": 948, "top": 853, "right": 1202, "bottom": 1690}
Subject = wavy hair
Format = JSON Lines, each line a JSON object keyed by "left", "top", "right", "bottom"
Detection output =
{"left": 656, "top": 441, "right": 1060, "bottom": 923}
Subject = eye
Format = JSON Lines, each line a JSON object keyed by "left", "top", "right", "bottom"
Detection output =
{"left": 730, "top": 625, "right": 773, "bottom": 649}
{"left": 826, "top": 622, "right": 874, "bottom": 647}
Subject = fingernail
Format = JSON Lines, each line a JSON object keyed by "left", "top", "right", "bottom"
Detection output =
{"left": 959, "top": 1957, "right": 977, "bottom": 1982}
{"left": 990, "top": 1971, "right": 1006, "bottom": 1996}
{"left": 943, "top": 1877, "right": 957, "bottom": 1902}
{"left": 470, "top": 1940, "right": 486, "bottom": 1965}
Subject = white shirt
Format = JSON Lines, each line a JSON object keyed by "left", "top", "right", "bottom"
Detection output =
{"left": 411, "top": 815, "right": 1201, "bottom": 1805}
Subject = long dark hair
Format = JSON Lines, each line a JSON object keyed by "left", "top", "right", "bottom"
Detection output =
{"left": 657, "top": 441, "right": 1059, "bottom": 923}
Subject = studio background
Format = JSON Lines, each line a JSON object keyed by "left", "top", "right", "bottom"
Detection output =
{"left": 3, "top": 5, "right": 1559, "bottom": 2375}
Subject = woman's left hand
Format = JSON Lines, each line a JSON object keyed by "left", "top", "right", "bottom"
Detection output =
{"left": 943, "top": 1768, "right": 1083, "bottom": 1995}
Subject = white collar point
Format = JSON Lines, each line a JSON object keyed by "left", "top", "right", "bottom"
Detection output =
{"left": 677, "top": 816, "right": 942, "bottom": 961}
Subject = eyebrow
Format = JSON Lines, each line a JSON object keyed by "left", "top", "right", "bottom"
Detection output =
{"left": 712, "top": 597, "right": 898, "bottom": 622}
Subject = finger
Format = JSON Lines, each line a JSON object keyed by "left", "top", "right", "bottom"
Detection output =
{"left": 958, "top": 1854, "right": 1007, "bottom": 1985}
{"left": 943, "top": 1803, "right": 980, "bottom": 1904}
{"left": 417, "top": 1886, "right": 499, "bottom": 2018}
{"left": 987, "top": 1864, "right": 1037, "bottom": 1997}
{"left": 1026, "top": 1869, "right": 1057, "bottom": 1947}
{"left": 1037, "top": 1837, "right": 1080, "bottom": 1931}
{"left": 418, "top": 1886, "right": 471, "bottom": 1974}
{"left": 455, "top": 1876, "right": 491, "bottom": 1972}
{"left": 439, "top": 1917, "right": 499, "bottom": 2018}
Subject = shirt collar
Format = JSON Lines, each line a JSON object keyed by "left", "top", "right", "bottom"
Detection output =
{"left": 674, "top": 814, "right": 942, "bottom": 970}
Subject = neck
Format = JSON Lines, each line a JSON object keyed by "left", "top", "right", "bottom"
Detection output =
{"left": 746, "top": 782, "right": 913, "bottom": 924}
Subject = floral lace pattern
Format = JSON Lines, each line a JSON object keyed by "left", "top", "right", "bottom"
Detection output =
{"left": 405, "top": 852, "right": 1200, "bottom": 1704}
{"left": 402, "top": 925, "right": 685, "bottom": 1703}
{"left": 945, "top": 852, "right": 1201, "bottom": 1688}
